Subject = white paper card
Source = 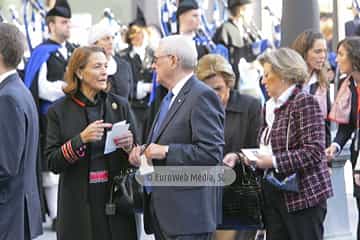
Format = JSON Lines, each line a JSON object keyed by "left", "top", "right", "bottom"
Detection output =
{"left": 241, "top": 148, "right": 260, "bottom": 162}
{"left": 104, "top": 120, "right": 129, "bottom": 154}
{"left": 139, "top": 154, "right": 154, "bottom": 175}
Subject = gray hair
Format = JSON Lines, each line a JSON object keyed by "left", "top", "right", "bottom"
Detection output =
{"left": 0, "top": 23, "right": 25, "bottom": 68}
{"left": 158, "top": 34, "right": 198, "bottom": 70}
{"left": 258, "top": 47, "right": 309, "bottom": 85}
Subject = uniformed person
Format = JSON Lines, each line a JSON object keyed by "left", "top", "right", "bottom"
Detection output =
{"left": 213, "top": 0, "right": 258, "bottom": 89}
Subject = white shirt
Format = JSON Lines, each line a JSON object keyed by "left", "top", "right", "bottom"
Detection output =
{"left": 38, "top": 42, "right": 68, "bottom": 102}
{"left": 303, "top": 73, "right": 317, "bottom": 94}
{"left": 169, "top": 72, "right": 193, "bottom": 108}
{"left": 107, "top": 56, "right": 117, "bottom": 76}
{"left": 265, "top": 85, "right": 296, "bottom": 127}
{"left": 133, "top": 45, "right": 146, "bottom": 62}
{"left": 0, "top": 70, "right": 17, "bottom": 84}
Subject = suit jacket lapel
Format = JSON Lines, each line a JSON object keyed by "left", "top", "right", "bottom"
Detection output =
{"left": 146, "top": 110, "right": 161, "bottom": 144}
{"left": 150, "top": 77, "right": 194, "bottom": 143}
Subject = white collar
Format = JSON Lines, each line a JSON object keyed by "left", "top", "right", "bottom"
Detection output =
{"left": 170, "top": 72, "right": 193, "bottom": 102}
{"left": 271, "top": 84, "right": 296, "bottom": 108}
{"left": 308, "top": 72, "right": 318, "bottom": 86}
{"left": 265, "top": 84, "right": 296, "bottom": 127}
{"left": 0, "top": 70, "right": 17, "bottom": 84}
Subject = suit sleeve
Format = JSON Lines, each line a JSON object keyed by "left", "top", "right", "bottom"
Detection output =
{"left": 0, "top": 96, "right": 25, "bottom": 184}
{"left": 275, "top": 96, "right": 326, "bottom": 174}
{"left": 167, "top": 90, "right": 225, "bottom": 166}
{"left": 45, "top": 108, "right": 87, "bottom": 174}
{"left": 333, "top": 123, "right": 355, "bottom": 150}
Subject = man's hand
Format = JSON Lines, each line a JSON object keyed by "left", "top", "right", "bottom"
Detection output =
{"left": 325, "top": 144, "right": 337, "bottom": 162}
{"left": 128, "top": 145, "right": 142, "bottom": 167}
{"left": 223, "top": 153, "right": 239, "bottom": 168}
{"left": 144, "top": 143, "right": 169, "bottom": 160}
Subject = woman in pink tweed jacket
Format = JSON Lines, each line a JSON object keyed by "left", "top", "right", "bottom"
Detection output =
{"left": 248, "top": 48, "right": 333, "bottom": 240}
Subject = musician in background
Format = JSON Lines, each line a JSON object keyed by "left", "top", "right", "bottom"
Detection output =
{"left": 177, "top": 0, "right": 209, "bottom": 59}
{"left": 213, "top": 0, "right": 258, "bottom": 89}
{"left": 120, "top": 8, "right": 154, "bottom": 143}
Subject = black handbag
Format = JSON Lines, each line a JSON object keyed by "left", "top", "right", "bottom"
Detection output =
{"left": 106, "top": 168, "right": 143, "bottom": 216}
{"left": 222, "top": 153, "right": 264, "bottom": 228}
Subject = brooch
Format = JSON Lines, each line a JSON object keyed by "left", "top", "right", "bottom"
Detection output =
{"left": 112, "top": 102, "right": 118, "bottom": 110}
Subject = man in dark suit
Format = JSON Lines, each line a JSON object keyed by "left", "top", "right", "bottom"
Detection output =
{"left": 345, "top": 2, "right": 360, "bottom": 37}
{"left": 24, "top": 0, "right": 76, "bottom": 228}
{"left": 129, "top": 34, "right": 225, "bottom": 240}
{"left": 0, "top": 23, "right": 42, "bottom": 240}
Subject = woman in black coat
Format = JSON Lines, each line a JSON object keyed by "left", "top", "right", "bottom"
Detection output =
{"left": 196, "top": 54, "right": 262, "bottom": 240}
{"left": 45, "top": 46, "right": 138, "bottom": 240}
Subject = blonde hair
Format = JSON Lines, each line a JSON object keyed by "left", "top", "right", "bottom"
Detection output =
{"left": 258, "top": 48, "right": 309, "bottom": 85}
{"left": 196, "top": 54, "right": 235, "bottom": 88}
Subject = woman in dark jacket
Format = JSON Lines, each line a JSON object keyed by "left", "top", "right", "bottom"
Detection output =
{"left": 326, "top": 36, "right": 360, "bottom": 240}
{"left": 196, "top": 54, "right": 262, "bottom": 240}
{"left": 45, "top": 46, "right": 138, "bottom": 240}
{"left": 291, "top": 30, "right": 331, "bottom": 147}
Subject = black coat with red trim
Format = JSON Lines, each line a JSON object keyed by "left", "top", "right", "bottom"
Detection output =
{"left": 45, "top": 91, "right": 138, "bottom": 240}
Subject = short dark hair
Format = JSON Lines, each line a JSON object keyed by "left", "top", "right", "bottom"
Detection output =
{"left": 0, "top": 23, "right": 25, "bottom": 68}
{"left": 45, "top": 16, "right": 56, "bottom": 33}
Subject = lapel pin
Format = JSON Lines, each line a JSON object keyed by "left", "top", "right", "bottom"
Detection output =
{"left": 178, "top": 99, "right": 182, "bottom": 103}
{"left": 56, "top": 52, "right": 60, "bottom": 57}
{"left": 112, "top": 102, "right": 118, "bottom": 110}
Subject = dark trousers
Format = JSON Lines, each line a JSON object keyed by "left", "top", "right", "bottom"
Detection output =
{"left": 149, "top": 197, "right": 213, "bottom": 240}
{"left": 262, "top": 181, "right": 327, "bottom": 240}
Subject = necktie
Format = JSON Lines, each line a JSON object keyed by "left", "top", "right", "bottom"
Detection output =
{"left": 146, "top": 91, "right": 173, "bottom": 193}
{"left": 151, "top": 91, "right": 174, "bottom": 142}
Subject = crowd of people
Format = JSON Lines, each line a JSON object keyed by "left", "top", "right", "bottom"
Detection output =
{"left": 3, "top": 0, "right": 360, "bottom": 240}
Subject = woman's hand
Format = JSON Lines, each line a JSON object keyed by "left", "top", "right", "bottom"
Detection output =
{"left": 113, "top": 130, "right": 134, "bottom": 152}
{"left": 80, "top": 120, "right": 112, "bottom": 143}
{"left": 252, "top": 154, "right": 273, "bottom": 169}
{"left": 325, "top": 145, "right": 337, "bottom": 162}
{"left": 355, "top": 173, "right": 360, "bottom": 186}
{"left": 223, "top": 153, "right": 239, "bottom": 168}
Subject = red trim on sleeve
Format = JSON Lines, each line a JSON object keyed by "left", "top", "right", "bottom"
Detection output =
{"left": 61, "top": 144, "right": 71, "bottom": 162}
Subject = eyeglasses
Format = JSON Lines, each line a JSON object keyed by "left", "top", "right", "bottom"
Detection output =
{"left": 152, "top": 54, "right": 172, "bottom": 64}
